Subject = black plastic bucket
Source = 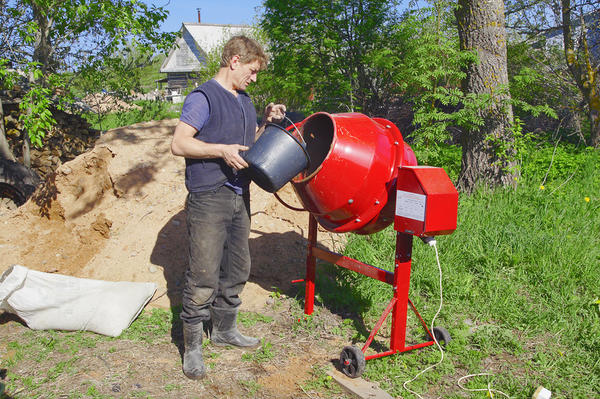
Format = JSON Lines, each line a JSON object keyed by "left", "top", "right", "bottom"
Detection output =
{"left": 243, "top": 123, "right": 309, "bottom": 193}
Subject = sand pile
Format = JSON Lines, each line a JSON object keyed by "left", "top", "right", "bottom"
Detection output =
{"left": 0, "top": 118, "right": 343, "bottom": 311}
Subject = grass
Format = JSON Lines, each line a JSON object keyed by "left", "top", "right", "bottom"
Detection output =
{"left": 238, "top": 311, "right": 274, "bottom": 328}
{"left": 2, "top": 305, "right": 315, "bottom": 397}
{"left": 239, "top": 379, "right": 262, "bottom": 396}
{"left": 0, "top": 307, "right": 180, "bottom": 398}
{"left": 241, "top": 340, "right": 275, "bottom": 363}
{"left": 82, "top": 100, "right": 183, "bottom": 131}
{"left": 300, "top": 365, "right": 342, "bottom": 394}
{"left": 316, "top": 143, "right": 600, "bottom": 398}
{"left": 138, "top": 55, "right": 167, "bottom": 93}
{"left": 119, "top": 307, "right": 175, "bottom": 343}
{"left": 1, "top": 134, "right": 597, "bottom": 398}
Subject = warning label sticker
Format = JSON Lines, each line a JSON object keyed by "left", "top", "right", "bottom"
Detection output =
{"left": 395, "top": 190, "right": 426, "bottom": 221}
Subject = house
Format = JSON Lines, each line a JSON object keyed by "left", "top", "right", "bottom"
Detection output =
{"left": 159, "top": 11, "right": 252, "bottom": 103}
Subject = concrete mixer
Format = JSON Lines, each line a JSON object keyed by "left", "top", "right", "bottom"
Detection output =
{"left": 245, "top": 112, "right": 459, "bottom": 378}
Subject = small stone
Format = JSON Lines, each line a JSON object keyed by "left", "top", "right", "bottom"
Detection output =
{"left": 172, "top": 219, "right": 181, "bottom": 226}
{"left": 148, "top": 265, "right": 158, "bottom": 273}
{"left": 266, "top": 297, "right": 274, "bottom": 305}
{"left": 111, "top": 384, "right": 121, "bottom": 392}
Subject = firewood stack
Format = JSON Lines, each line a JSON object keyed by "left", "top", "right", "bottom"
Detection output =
{"left": 2, "top": 90, "right": 101, "bottom": 179}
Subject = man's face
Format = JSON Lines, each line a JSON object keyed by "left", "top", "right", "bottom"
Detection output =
{"left": 231, "top": 57, "right": 261, "bottom": 91}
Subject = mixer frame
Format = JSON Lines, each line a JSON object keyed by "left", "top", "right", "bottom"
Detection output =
{"left": 298, "top": 214, "right": 448, "bottom": 378}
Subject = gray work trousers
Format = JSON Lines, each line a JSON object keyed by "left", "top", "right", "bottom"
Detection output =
{"left": 180, "top": 185, "right": 251, "bottom": 324}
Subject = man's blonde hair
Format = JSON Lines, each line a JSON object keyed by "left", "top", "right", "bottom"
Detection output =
{"left": 220, "top": 35, "right": 268, "bottom": 70}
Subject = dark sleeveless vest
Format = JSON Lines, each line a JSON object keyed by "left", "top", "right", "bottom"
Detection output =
{"left": 184, "top": 79, "right": 257, "bottom": 193}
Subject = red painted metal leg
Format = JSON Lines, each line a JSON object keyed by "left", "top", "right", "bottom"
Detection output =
{"left": 408, "top": 298, "right": 435, "bottom": 341}
{"left": 390, "top": 232, "right": 413, "bottom": 352}
{"left": 301, "top": 221, "right": 435, "bottom": 359}
{"left": 304, "top": 214, "right": 318, "bottom": 315}
{"left": 362, "top": 297, "right": 396, "bottom": 353}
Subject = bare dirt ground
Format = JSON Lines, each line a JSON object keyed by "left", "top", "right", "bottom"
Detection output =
{"left": 0, "top": 119, "right": 355, "bottom": 398}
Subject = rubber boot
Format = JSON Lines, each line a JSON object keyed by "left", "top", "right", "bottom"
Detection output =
{"left": 182, "top": 322, "right": 206, "bottom": 380}
{"left": 210, "top": 307, "right": 260, "bottom": 348}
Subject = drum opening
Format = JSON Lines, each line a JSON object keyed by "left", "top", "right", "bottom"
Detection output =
{"left": 301, "top": 114, "right": 334, "bottom": 176}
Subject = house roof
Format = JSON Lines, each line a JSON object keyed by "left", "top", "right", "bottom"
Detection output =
{"left": 160, "top": 23, "right": 253, "bottom": 73}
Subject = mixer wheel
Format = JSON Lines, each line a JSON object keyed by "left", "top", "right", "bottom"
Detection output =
{"left": 339, "top": 345, "right": 365, "bottom": 378}
{"left": 430, "top": 326, "right": 451, "bottom": 345}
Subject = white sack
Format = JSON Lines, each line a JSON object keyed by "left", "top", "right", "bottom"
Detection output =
{"left": 0, "top": 265, "right": 156, "bottom": 337}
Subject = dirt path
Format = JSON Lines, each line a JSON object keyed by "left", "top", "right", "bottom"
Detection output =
{"left": 0, "top": 119, "right": 354, "bottom": 398}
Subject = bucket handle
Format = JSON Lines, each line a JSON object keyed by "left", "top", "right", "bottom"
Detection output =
{"left": 269, "top": 115, "right": 316, "bottom": 214}
{"left": 283, "top": 115, "right": 306, "bottom": 147}
{"left": 273, "top": 191, "right": 327, "bottom": 216}
{"left": 267, "top": 116, "right": 311, "bottom": 174}
{"left": 273, "top": 191, "right": 307, "bottom": 212}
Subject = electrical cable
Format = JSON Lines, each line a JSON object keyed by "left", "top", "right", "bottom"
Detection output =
{"left": 457, "top": 373, "right": 511, "bottom": 398}
{"left": 402, "top": 240, "right": 444, "bottom": 399}
{"left": 401, "top": 239, "right": 512, "bottom": 399}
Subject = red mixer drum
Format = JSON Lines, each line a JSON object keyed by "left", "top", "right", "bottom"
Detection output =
{"left": 291, "top": 112, "right": 417, "bottom": 234}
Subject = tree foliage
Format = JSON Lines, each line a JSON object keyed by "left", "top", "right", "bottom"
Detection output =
{"left": 260, "top": 0, "right": 401, "bottom": 115}
{"left": 259, "top": 0, "right": 557, "bottom": 189}
{"left": 0, "top": 0, "right": 174, "bottom": 161}
{"left": 2, "top": 0, "right": 173, "bottom": 73}
{"left": 388, "top": 4, "right": 485, "bottom": 163}
{"left": 505, "top": 0, "right": 600, "bottom": 146}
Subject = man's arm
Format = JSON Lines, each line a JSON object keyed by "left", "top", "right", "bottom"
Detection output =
{"left": 171, "top": 121, "right": 249, "bottom": 170}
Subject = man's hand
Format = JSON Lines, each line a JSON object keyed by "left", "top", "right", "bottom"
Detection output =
{"left": 263, "top": 102, "right": 286, "bottom": 124}
{"left": 221, "top": 144, "right": 249, "bottom": 170}
{"left": 172, "top": 121, "right": 249, "bottom": 171}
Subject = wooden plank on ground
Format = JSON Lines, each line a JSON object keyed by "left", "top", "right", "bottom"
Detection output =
{"left": 327, "top": 368, "right": 397, "bottom": 399}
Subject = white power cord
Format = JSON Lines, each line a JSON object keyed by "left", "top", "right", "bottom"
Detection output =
{"left": 402, "top": 239, "right": 444, "bottom": 399}
{"left": 402, "top": 239, "right": 511, "bottom": 399}
{"left": 457, "top": 373, "right": 511, "bottom": 398}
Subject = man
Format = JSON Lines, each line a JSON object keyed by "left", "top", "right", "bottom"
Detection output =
{"left": 171, "top": 35, "right": 286, "bottom": 380}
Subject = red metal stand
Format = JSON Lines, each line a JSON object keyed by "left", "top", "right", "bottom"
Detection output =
{"left": 302, "top": 214, "right": 437, "bottom": 372}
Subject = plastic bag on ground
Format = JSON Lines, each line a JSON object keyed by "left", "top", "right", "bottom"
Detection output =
{"left": 0, "top": 265, "right": 156, "bottom": 337}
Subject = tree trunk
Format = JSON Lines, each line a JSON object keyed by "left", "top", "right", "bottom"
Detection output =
{"left": 32, "top": 2, "right": 54, "bottom": 76}
{"left": 22, "top": 131, "right": 31, "bottom": 167}
{"left": 0, "top": 98, "right": 16, "bottom": 161}
{"left": 561, "top": 0, "right": 600, "bottom": 148}
{"left": 590, "top": 107, "right": 600, "bottom": 147}
{"left": 455, "top": 0, "right": 516, "bottom": 192}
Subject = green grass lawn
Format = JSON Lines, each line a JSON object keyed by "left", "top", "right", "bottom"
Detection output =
{"left": 314, "top": 143, "right": 599, "bottom": 398}
{"left": 1, "top": 128, "right": 597, "bottom": 398}
{"left": 82, "top": 100, "right": 182, "bottom": 131}
{"left": 138, "top": 55, "right": 166, "bottom": 93}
